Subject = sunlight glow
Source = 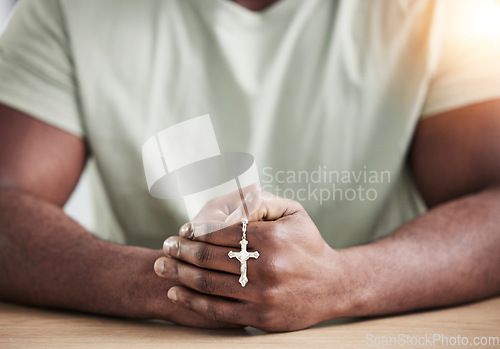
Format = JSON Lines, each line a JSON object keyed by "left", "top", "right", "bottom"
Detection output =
{"left": 458, "top": 0, "right": 500, "bottom": 41}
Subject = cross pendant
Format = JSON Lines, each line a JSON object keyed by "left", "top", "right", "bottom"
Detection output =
{"left": 228, "top": 237, "right": 259, "bottom": 287}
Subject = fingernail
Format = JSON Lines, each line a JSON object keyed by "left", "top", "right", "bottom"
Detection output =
{"left": 168, "top": 289, "right": 177, "bottom": 302}
{"left": 179, "top": 223, "right": 191, "bottom": 237}
{"left": 245, "top": 189, "right": 257, "bottom": 203}
{"left": 154, "top": 259, "right": 166, "bottom": 274}
{"left": 163, "top": 238, "right": 174, "bottom": 254}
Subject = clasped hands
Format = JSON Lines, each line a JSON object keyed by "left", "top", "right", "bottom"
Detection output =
{"left": 154, "top": 186, "right": 347, "bottom": 332}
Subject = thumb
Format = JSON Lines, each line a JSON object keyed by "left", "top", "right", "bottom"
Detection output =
{"left": 225, "top": 186, "right": 302, "bottom": 224}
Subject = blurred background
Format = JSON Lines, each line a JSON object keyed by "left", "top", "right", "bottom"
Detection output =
{"left": 0, "top": 0, "right": 95, "bottom": 231}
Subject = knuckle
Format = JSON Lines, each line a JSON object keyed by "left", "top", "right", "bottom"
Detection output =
{"left": 266, "top": 258, "right": 281, "bottom": 280}
{"left": 195, "top": 244, "right": 211, "bottom": 265}
{"left": 205, "top": 303, "right": 224, "bottom": 322}
{"left": 204, "top": 197, "right": 221, "bottom": 210}
{"left": 269, "top": 224, "right": 283, "bottom": 239}
{"left": 177, "top": 291, "right": 192, "bottom": 309}
{"left": 246, "top": 183, "right": 262, "bottom": 195}
{"left": 255, "top": 309, "right": 286, "bottom": 332}
{"left": 171, "top": 261, "right": 180, "bottom": 280}
{"left": 255, "top": 308, "right": 273, "bottom": 328}
{"left": 250, "top": 257, "right": 280, "bottom": 283}
{"left": 259, "top": 287, "right": 279, "bottom": 305}
{"left": 253, "top": 224, "right": 280, "bottom": 246}
{"left": 174, "top": 238, "right": 182, "bottom": 258}
{"left": 195, "top": 272, "right": 215, "bottom": 294}
{"left": 251, "top": 224, "right": 269, "bottom": 244}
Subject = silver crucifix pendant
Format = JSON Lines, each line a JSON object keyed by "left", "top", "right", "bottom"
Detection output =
{"left": 228, "top": 218, "right": 259, "bottom": 287}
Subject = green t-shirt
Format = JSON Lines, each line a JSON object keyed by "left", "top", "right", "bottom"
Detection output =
{"left": 1, "top": 0, "right": 500, "bottom": 248}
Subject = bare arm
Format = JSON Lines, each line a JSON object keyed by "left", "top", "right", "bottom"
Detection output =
{"left": 343, "top": 187, "right": 500, "bottom": 317}
{"left": 342, "top": 100, "right": 500, "bottom": 316}
{"left": 0, "top": 104, "right": 235, "bottom": 328}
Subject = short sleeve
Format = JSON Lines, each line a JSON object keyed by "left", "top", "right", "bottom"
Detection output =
{"left": 422, "top": 0, "right": 500, "bottom": 117}
{"left": 0, "top": 0, "right": 83, "bottom": 137}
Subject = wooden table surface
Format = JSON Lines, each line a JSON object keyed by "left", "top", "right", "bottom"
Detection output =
{"left": 1, "top": 298, "right": 499, "bottom": 348}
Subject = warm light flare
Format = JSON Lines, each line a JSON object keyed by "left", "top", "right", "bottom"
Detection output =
{"left": 458, "top": 0, "right": 500, "bottom": 41}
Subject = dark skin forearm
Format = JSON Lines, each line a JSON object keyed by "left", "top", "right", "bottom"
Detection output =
{"left": 0, "top": 187, "right": 159, "bottom": 317}
{"left": 0, "top": 187, "right": 236, "bottom": 328}
{"left": 0, "top": 106, "right": 238, "bottom": 328}
{"left": 341, "top": 186, "right": 500, "bottom": 318}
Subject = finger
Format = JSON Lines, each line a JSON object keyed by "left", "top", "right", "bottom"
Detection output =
{"left": 181, "top": 220, "right": 231, "bottom": 238}
{"left": 182, "top": 194, "right": 302, "bottom": 241}
{"left": 223, "top": 188, "right": 302, "bottom": 224}
{"left": 167, "top": 302, "right": 243, "bottom": 329}
{"left": 168, "top": 286, "right": 253, "bottom": 325}
{"left": 224, "top": 185, "right": 263, "bottom": 224}
{"left": 253, "top": 191, "right": 303, "bottom": 221}
{"left": 163, "top": 236, "right": 240, "bottom": 274}
{"left": 182, "top": 219, "right": 274, "bottom": 250}
{"left": 180, "top": 222, "right": 248, "bottom": 247}
{"left": 179, "top": 220, "right": 243, "bottom": 247}
{"left": 180, "top": 188, "right": 302, "bottom": 239}
{"left": 155, "top": 258, "right": 253, "bottom": 299}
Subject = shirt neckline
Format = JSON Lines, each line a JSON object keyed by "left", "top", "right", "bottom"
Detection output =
{"left": 218, "top": 0, "right": 290, "bottom": 16}
{"left": 212, "top": 0, "right": 303, "bottom": 25}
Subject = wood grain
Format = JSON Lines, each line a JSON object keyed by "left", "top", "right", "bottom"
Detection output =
{"left": 0, "top": 297, "right": 499, "bottom": 348}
